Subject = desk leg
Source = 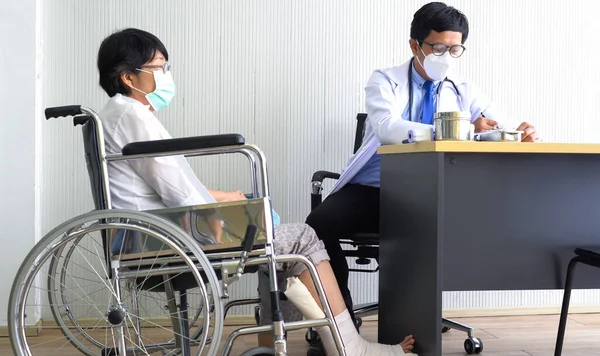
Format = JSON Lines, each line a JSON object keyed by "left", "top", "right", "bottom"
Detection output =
{"left": 379, "top": 153, "right": 443, "bottom": 356}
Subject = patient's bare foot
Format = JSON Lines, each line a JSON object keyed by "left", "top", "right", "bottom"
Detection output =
{"left": 400, "top": 335, "right": 415, "bottom": 353}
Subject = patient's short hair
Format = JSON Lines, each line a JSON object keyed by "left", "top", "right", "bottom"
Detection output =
{"left": 97, "top": 28, "right": 169, "bottom": 97}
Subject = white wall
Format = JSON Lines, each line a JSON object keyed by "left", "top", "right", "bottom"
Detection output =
{"left": 0, "top": 0, "right": 42, "bottom": 324}
{"left": 26, "top": 0, "right": 600, "bottom": 320}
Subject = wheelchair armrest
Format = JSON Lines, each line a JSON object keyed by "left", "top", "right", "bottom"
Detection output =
{"left": 122, "top": 134, "right": 245, "bottom": 156}
{"left": 311, "top": 170, "right": 340, "bottom": 184}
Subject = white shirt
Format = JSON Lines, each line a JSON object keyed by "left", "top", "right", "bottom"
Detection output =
{"left": 99, "top": 94, "right": 216, "bottom": 211}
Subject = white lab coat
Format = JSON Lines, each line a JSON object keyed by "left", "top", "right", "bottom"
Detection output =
{"left": 330, "top": 58, "right": 506, "bottom": 195}
{"left": 364, "top": 58, "right": 505, "bottom": 145}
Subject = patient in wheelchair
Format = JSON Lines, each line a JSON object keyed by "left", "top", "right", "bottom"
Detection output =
{"left": 96, "top": 28, "right": 415, "bottom": 355}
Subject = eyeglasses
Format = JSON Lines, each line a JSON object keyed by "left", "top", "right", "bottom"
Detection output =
{"left": 140, "top": 63, "right": 171, "bottom": 74}
{"left": 420, "top": 40, "right": 466, "bottom": 58}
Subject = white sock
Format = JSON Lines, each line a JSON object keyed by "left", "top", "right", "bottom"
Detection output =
{"left": 326, "top": 310, "right": 418, "bottom": 356}
{"left": 284, "top": 277, "right": 417, "bottom": 356}
{"left": 284, "top": 277, "right": 340, "bottom": 355}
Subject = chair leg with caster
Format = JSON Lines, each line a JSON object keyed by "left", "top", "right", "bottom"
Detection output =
{"left": 443, "top": 318, "right": 483, "bottom": 354}
{"left": 305, "top": 328, "right": 320, "bottom": 344}
{"left": 463, "top": 337, "right": 484, "bottom": 355}
{"left": 554, "top": 257, "right": 581, "bottom": 356}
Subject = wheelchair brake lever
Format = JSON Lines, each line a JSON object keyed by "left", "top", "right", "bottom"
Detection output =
{"left": 222, "top": 225, "right": 258, "bottom": 296}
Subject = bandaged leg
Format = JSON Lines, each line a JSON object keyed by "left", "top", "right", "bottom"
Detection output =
{"left": 284, "top": 277, "right": 417, "bottom": 356}
{"left": 284, "top": 277, "right": 340, "bottom": 355}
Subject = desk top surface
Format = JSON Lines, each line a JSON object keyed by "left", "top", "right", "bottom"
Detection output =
{"left": 377, "top": 141, "right": 600, "bottom": 155}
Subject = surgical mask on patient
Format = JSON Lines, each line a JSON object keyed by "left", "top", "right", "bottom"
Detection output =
{"left": 129, "top": 69, "right": 176, "bottom": 111}
{"left": 416, "top": 44, "right": 455, "bottom": 81}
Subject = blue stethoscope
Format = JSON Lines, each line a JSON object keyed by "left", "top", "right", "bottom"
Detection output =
{"left": 408, "top": 57, "right": 464, "bottom": 123}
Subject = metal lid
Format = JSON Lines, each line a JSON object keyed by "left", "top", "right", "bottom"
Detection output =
{"left": 434, "top": 111, "right": 471, "bottom": 119}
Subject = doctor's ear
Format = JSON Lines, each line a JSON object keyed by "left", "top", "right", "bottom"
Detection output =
{"left": 409, "top": 39, "right": 419, "bottom": 55}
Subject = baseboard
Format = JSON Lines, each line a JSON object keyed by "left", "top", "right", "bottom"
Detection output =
{"left": 2, "top": 305, "right": 599, "bottom": 337}
{"left": 359, "top": 304, "right": 600, "bottom": 322}
{"left": 441, "top": 304, "right": 600, "bottom": 318}
{"left": 0, "top": 320, "right": 42, "bottom": 337}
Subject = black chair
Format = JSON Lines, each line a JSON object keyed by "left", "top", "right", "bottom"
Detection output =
{"left": 310, "top": 113, "right": 378, "bottom": 322}
{"left": 554, "top": 247, "right": 600, "bottom": 356}
{"left": 309, "top": 113, "right": 483, "bottom": 354}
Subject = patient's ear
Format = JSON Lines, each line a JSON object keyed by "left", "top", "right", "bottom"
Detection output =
{"left": 120, "top": 72, "right": 134, "bottom": 88}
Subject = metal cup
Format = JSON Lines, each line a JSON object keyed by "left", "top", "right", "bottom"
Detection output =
{"left": 434, "top": 111, "right": 473, "bottom": 141}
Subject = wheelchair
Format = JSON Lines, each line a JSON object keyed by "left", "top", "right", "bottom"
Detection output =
{"left": 8, "top": 105, "right": 346, "bottom": 356}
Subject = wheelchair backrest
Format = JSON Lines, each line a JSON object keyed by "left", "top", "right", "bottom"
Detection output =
{"left": 78, "top": 116, "right": 110, "bottom": 210}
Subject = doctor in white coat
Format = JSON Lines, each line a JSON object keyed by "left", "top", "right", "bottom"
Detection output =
{"left": 305, "top": 2, "right": 538, "bottom": 354}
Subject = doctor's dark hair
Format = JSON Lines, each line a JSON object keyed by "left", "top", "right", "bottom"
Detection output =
{"left": 97, "top": 28, "right": 169, "bottom": 97}
{"left": 410, "top": 2, "right": 469, "bottom": 44}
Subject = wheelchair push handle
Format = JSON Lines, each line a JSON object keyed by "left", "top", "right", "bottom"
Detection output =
{"left": 242, "top": 225, "right": 258, "bottom": 253}
{"left": 44, "top": 105, "right": 82, "bottom": 120}
{"left": 73, "top": 116, "right": 90, "bottom": 126}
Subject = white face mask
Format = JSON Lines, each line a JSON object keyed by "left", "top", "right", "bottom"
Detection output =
{"left": 416, "top": 44, "right": 455, "bottom": 81}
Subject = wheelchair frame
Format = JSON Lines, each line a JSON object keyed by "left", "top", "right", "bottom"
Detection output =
{"left": 8, "top": 105, "right": 347, "bottom": 356}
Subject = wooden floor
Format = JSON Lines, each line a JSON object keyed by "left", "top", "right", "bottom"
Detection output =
{"left": 1, "top": 314, "right": 599, "bottom": 355}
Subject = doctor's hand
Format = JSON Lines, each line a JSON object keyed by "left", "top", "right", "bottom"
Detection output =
{"left": 516, "top": 122, "right": 539, "bottom": 142}
{"left": 472, "top": 117, "right": 498, "bottom": 133}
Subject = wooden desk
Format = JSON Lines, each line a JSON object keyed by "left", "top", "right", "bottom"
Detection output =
{"left": 377, "top": 141, "right": 600, "bottom": 155}
{"left": 376, "top": 141, "right": 600, "bottom": 355}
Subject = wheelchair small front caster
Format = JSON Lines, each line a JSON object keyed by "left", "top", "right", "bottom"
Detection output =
{"left": 101, "top": 348, "right": 118, "bottom": 356}
{"left": 254, "top": 305, "right": 261, "bottom": 325}
{"left": 464, "top": 337, "right": 483, "bottom": 354}
{"left": 442, "top": 326, "right": 451, "bottom": 333}
{"left": 305, "top": 328, "right": 320, "bottom": 344}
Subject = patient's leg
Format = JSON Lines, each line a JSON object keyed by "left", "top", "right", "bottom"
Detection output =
{"left": 256, "top": 269, "right": 303, "bottom": 347}
{"left": 270, "top": 224, "right": 416, "bottom": 355}
{"left": 291, "top": 263, "right": 415, "bottom": 355}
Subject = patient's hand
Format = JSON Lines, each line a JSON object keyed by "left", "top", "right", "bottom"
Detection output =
{"left": 209, "top": 189, "right": 248, "bottom": 202}
{"left": 221, "top": 190, "right": 247, "bottom": 202}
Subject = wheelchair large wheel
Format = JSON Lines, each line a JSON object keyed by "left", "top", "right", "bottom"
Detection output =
{"left": 8, "top": 209, "right": 224, "bottom": 356}
{"left": 46, "top": 234, "right": 212, "bottom": 355}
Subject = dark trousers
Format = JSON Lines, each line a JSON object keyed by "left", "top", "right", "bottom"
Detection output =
{"left": 305, "top": 184, "right": 380, "bottom": 321}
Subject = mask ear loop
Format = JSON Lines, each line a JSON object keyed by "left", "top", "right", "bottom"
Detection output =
{"left": 127, "top": 84, "right": 148, "bottom": 96}
{"left": 414, "top": 40, "right": 427, "bottom": 69}
{"left": 128, "top": 68, "right": 160, "bottom": 96}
